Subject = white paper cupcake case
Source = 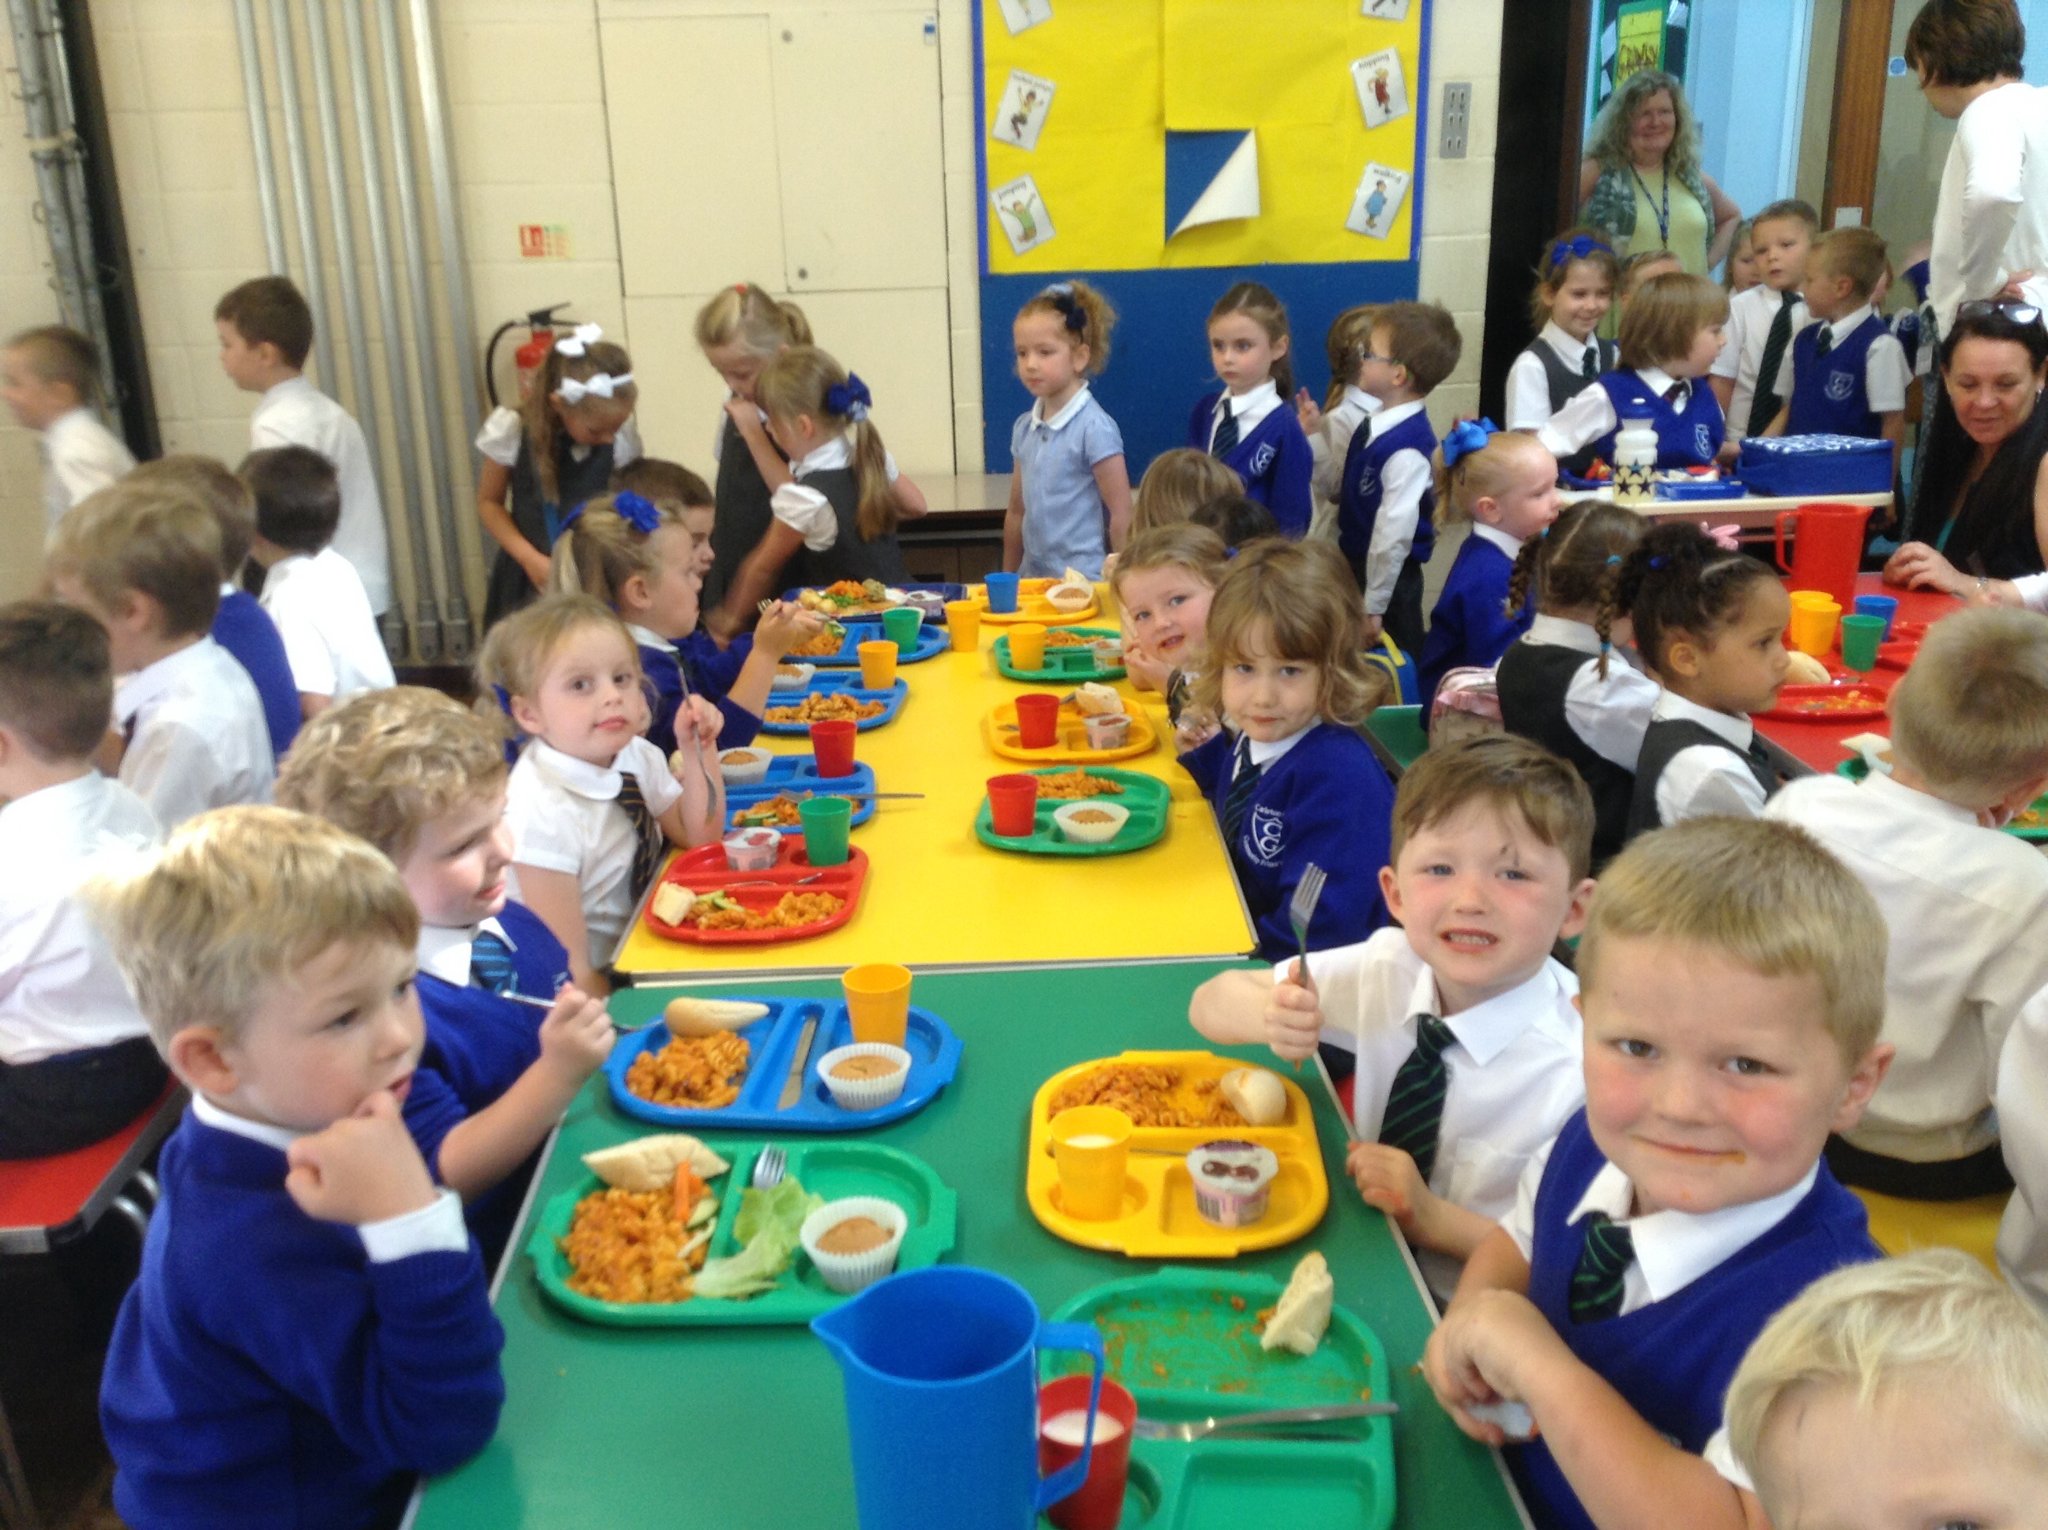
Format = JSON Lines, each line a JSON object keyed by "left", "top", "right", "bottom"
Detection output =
{"left": 814, "top": 1042, "right": 913, "bottom": 1111}
{"left": 800, "top": 1196, "right": 908, "bottom": 1294}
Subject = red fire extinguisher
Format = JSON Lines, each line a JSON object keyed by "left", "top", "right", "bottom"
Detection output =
{"left": 485, "top": 302, "right": 575, "bottom": 408}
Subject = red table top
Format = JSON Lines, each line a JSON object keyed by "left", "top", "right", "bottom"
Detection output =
{"left": 1754, "top": 576, "right": 1962, "bottom": 773}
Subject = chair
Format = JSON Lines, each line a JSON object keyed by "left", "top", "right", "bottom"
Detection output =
{"left": 1363, "top": 704, "right": 1428, "bottom": 777}
{"left": 1851, "top": 1184, "right": 2010, "bottom": 1274}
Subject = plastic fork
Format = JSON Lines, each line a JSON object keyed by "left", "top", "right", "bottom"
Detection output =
{"left": 1131, "top": 1401, "right": 1397, "bottom": 1443}
{"left": 1287, "top": 863, "right": 1328, "bottom": 981}
{"left": 751, "top": 1145, "right": 787, "bottom": 1190}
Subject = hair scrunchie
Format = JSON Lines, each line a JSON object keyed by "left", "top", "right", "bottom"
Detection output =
{"left": 1042, "top": 282, "right": 1087, "bottom": 335}
{"left": 1549, "top": 233, "right": 1613, "bottom": 269}
{"left": 826, "top": 372, "right": 873, "bottom": 423}
{"left": 1441, "top": 417, "right": 1500, "bottom": 469}
{"left": 614, "top": 491, "right": 661, "bottom": 534}
{"left": 554, "top": 322, "right": 603, "bottom": 357}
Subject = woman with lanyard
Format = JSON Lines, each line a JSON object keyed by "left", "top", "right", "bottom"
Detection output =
{"left": 1886, "top": 302, "right": 2048, "bottom": 593}
{"left": 1577, "top": 69, "right": 1742, "bottom": 279}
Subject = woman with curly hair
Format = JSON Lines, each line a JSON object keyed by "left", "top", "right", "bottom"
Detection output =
{"left": 1577, "top": 69, "right": 1742, "bottom": 277}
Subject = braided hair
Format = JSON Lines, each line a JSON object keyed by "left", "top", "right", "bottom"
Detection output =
{"left": 1616, "top": 521, "right": 1776, "bottom": 675}
{"left": 1503, "top": 500, "right": 1645, "bottom": 677}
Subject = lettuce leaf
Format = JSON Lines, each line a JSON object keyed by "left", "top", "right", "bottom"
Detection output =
{"left": 692, "top": 1176, "right": 822, "bottom": 1301}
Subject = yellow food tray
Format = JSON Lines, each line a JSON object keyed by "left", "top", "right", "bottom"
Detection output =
{"left": 983, "top": 700, "right": 1158, "bottom": 765}
{"left": 1025, "top": 1050, "right": 1328, "bottom": 1258}
{"left": 971, "top": 578, "right": 1100, "bottom": 626}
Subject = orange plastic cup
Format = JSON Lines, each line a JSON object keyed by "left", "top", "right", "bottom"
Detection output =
{"left": 857, "top": 639, "right": 898, "bottom": 689}
{"left": 1049, "top": 1106, "right": 1132, "bottom": 1221}
{"left": 1788, "top": 589, "right": 1835, "bottom": 610}
{"left": 945, "top": 599, "right": 981, "bottom": 652}
{"left": 1788, "top": 599, "right": 1842, "bottom": 658}
{"left": 842, "top": 962, "right": 912, "bottom": 1046}
{"left": 1008, "top": 622, "right": 1049, "bottom": 671}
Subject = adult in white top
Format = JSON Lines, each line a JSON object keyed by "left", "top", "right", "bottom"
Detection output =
{"left": 40, "top": 407, "right": 135, "bottom": 527}
{"left": 1644, "top": 688, "right": 1771, "bottom": 822}
{"left": 115, "top": 636, "right": 275, "bottom": 828}
{"left": 260, "top": 548, "right": 397, "bottom": 706}
{"left": 1505, "top": 322, "right": 1606, "bottom": 432}
{"left": 250, "top": 375, "right": 393, "bottom": 614}
{"left": 1303, "top": 383, "right": 1378, "bottom": 541}
{"left": 1996, "top": 985, "right": 2048, "bottom": 1317}
{"left": 1710, "top": 282, "right": 1806, "bottom": 446}
{"left": 1766, "top": 769, "right": 2048, "bottom": 1164}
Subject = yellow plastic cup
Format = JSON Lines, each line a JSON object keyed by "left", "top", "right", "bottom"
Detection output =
{"left": 945, "top": 599, "right": 982, "bottom": 652}
{"left": 1787, "top": 600, "right": 1842, "bottom": 658}
{"left": 1008, "top": 622, "right": 1049, "bottom": 671}
{"left": 842, "top": 962, "right": 912, "bottom": 1046}
{"left": 1049, "top": 1106, "right": 1132, "bottom": 1221}
{"left": 857, "top": 639, "right": 899, "bottom": 690}
{"left": 1788, "top": 590, "right": 1835, "bottom": 610}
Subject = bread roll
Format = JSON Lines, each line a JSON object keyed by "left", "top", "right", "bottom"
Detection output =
{"left": 1073, "top": 683, "right": 1123, "bottom": 717}
{"left": 650, "top": 883, "right": 693, "bottom": 924}
{"left": 664, "top": 996, "right": 772, "bottom": 1037}
{"left": 1784, "top": 651, "right": 1831, "bottom": 686}
{"left": 1260, "top": 1251, "right": 1334, "bottom": 1355}
{"left": 1221, "top": 1067, "right": 1288, "bottom": 1127}
{"left": 583, "top": 1134, "right": 731, "bottom": 1192}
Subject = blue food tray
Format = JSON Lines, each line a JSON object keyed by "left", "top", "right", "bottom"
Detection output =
{"left": 605, "top": 997, "right": 963, "bottom": 1132}
{"left": 757, "top": 673, "right": 908, "bottom": 734}
{"left": 725, "top": 757, "right": 877, "bottom": 836}
{"left": 1737, "top": 434, "right": 1894, "bottom": 496}
{"left": 802, "top": 622, "right": 951, "bottom": 668}
{"left": 1654, "top": 477, "right": 1748, "bottom": 501}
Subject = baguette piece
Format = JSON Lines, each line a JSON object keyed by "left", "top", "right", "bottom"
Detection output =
{"left": 1260, "top": 1251, "right": 1334, "bottom": 1356}
{"left": 583, "top": 1134, "right": 731, "bottom": 1193}
{"left": 663, "top": 996, "right": 772, "bottom": 1037}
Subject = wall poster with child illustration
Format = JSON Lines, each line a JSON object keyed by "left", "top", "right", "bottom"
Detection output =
{"left": 975, "top": 0, "right": 1432, "bottom": 470}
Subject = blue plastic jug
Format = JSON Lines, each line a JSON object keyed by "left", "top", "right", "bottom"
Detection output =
{"left": 811, "top": 1266, "right": 1105, "bottom": 1529}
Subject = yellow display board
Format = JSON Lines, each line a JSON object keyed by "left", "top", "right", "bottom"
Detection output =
{"left": 981, "top": 0, "right": 1426, "bottom": 273}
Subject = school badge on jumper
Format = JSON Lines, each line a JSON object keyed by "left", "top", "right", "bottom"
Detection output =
{"left": 1249, "top": 443, "right": 1277, "bottom": 476}
{"left": 1825, "top": 370, "right": 1856, "bottom": 403}
{"left": 1248, "top": 805, "right": 1285, "bottom": 865}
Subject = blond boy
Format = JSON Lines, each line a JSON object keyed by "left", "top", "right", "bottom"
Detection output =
{"left": 44, "top": 480, "right": 274, "bottom": 826}
{"left": 1767, "top": 607, "right": 2048, "bottom": 1198}
{"left": 1424, "top": 818, "right": 1892, "bottom": 1530}
{"left": 1711, "top": 199, "right": 1817, "bottom": 444}
{"left": 1725, "top": 1249, "right": 2048, "bottom": 1527}
{"left": 1761, "top": 226, "right": 1911, "bottom": 462}
{"left": 2, "top": 324, "right": 133, "bottom": 525}
{"left": 90, "top": 807, "right": 503, "bottom": 1528}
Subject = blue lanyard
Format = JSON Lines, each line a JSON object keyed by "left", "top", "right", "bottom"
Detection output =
{"left": 1630, "top": 164, "right": 1672, "bottom": 249}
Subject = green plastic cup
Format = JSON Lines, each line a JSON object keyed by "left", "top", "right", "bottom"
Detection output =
{"left": 882, "top": 607, "right": 922, "bottom": 652}
{"left": 798, "top": 796, "right": 853, "bottom": 866}
{"left": 1839, "top": 613, "right": 1886, "bottom": 672}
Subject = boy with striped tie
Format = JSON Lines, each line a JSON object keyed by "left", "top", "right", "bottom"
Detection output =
{"left": 1423, "top": 818, "right": 1892, "bottom": 1530}
{"left": 1189, "top": 736, "right": 1597, "bottom": 1302}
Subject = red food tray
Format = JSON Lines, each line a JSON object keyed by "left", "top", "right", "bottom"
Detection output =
{"left": 1758, "top": 683, "right": 1887, "bottom": 723}
{"left": 641, "top": 841, "right": 869, "bottom": 945}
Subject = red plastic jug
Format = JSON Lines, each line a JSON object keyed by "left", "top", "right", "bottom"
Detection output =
{"left": 1773, "top": 502, "right": 1872, "bottom": 612}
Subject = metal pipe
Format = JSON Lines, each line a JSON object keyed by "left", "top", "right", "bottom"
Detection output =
{"left": 337, "top": 0, "right": 441, "bottom": 661}
{"left": 300, "top": 0, "right": 408, "bottom": 658}
{"left": 39, "top": 0, "right": 116, "bottom": 406}
{"left": 7, "top": 0, "right": 92, "bottom": 329}
{"left": 374, "top": 0, "right": 470, "bottom": 656}
{"left": 231, "top": 0, "right": 286, "bottom": 271}
{"left": 408, "top": 0, "right": 481, "bottom": 461}
{"left": 265, "top": 0, "right": 337, "bottom": 390}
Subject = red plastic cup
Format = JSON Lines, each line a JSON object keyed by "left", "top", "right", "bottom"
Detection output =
{"left": 986, "top": 773, "right": 1040, "bottom": 837}
{"left": 810, "top": 719, "right": 857, "bottom": 777}
{"left": 1015, "top": 692, "right": 1061, "bottom": 749}
{"left": 1038, "top": 1374, "right": 1135, "bottom": 1530}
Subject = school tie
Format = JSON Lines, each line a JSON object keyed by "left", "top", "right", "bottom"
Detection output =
{"left": 1165, "top": 669, "right": 1191, "bottom": 727}
{"left": 1813, "top": 325, "right": 1834, "bottom": 361}
{"left": 468, "top": 929, "right": 517, "bottom": 996}
{"left": 1581, "top": 344, "right": 1600, "bottom": 382}
{"left": 1211, "top": 403, "right": 1240, "bottom": 459}
{"left": 1569, "top": 1212, "right": 1637, "bottom": 1323}
{"left": 1748, "top": 291, "right": 1797, "bottom": 436}
{"left": 1376, "top": 1014, "right": 1457, "bottom": 1182}
{"left": 1222, "top": 737, "right": 1262, "bottom": 843}
{"left": 615, "top": 769, "right": 667, "bottom": 896}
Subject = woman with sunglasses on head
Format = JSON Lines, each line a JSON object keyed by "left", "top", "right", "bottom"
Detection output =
{"left": 1886, "top": 302, "right": 2048, "bottom": 595}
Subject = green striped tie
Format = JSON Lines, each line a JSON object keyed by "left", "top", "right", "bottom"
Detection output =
{"left": 1376, "top": 1014, "right": 1457, "bottom": 1181}
{"left": 616, "top": 770, "right": 666, "bottom": 896}
{"left": 1569, "top": 1212, "right": 1636, "bottom": 1323}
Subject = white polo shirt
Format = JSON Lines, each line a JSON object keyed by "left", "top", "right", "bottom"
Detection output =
{"left": 1711, "top": 284, "right": 1807, "bottom": 443}
{"left": 1996, "top": 986, "right": 2048, "bottom": 1318}
{"left": 1647, "top": 690, "right": 1770, "bottom": 824}
{"left": 259, "top": 548, "right": 395, "bottom": 702}
{"left": 41, "top": 406, "right": 134, "bottom": 527}
{"left": 114, "top": 636, "right": 275, "bottom": 828}
{"left": 251, "top": 376, "right": 393, "bottom": 613}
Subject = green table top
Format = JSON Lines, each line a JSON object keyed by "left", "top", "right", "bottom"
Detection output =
{"left": 407, "top": 961, "right": 1527, "bottom": 1530}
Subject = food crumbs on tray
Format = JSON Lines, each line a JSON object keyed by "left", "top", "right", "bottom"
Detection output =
{"left": 1360, "top": 1386, "right": 1373, "bottom": 1401}
{"left": 1229, "top": 1294, "right": 1247, "bottom": 1312}
{"left": 1151, "top": 1362, "right": 1169, "bottom": 1379}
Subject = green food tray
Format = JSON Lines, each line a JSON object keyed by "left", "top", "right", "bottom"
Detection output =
{"left": 527, "top": 1139, "right": 958, "bottom": 1327}
{"left": 974, "top": 767, "right": 1170, "bottom": 857}
{"left": 993, "top": 626, "right": 1127, "bottom": 682}
{"left": 1836, "top": 756, "right": 2048, "bottom": 842}
{"left": 1040, "top": 1267, "right": 1395, "bottom": 1530}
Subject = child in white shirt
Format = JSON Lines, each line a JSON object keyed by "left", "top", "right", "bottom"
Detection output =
{"left": 1, "top": 324, "right": 133, "bottom": 526}
{"left": 1190, "top": 735, "right": 1596, "bottom": 1301}
{"left": 242, "top": 445, "right": 396, "bottom": 717}
{"left": 0, "top": 600, "right": 165, "bottom": 1156}
{"left": 214, "top": 276, "right": 392, "bottom": 614}
{"left": 1709, "top": 199, "right": 1816, "bottom": 446}
{"left": 44, "top": 480, "right": 274, "bottom": 828}
{"left": 1294, "top": 304, "right": 1380, "bottom": 542}
{"left": 1504, "top": 232, "right": 1618, "bottom": 439}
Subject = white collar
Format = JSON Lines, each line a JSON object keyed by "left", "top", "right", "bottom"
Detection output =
{"left": 626, "top": 622, "right": 676, "bottom": 654}
{"left": 528, "top": 738, "right": 627, "bottom": 801}
{"left": 1820, "top": 303, "right": 1875, "bottom": 342}
{"left": 417, "top": 915, "right": 512, "bottom": 986}
{"left": 114, "top": 637, "right": 217, "bottom": 725}
{"left": 1342, "top": 384, "right": 1381, "bottom": 416}
{"left": 790, "top": 434, "right": 853, "bottom": 479}
{"left": 1540, "top": 322, "right": 1599, "bottom": 365}
{"left": 1244, "top": 721, "right": 1313, "bottom": 768}
{"left": 1858, "top": 768, "right": 1982, "bottom": 829}
{"left": 1633, "top": 365, "right": 1682, "bottom": 398}
{"left": 1470, "top": 523, "right": 1524, "bottom": 559}
{"left": 1568, "top": 1160, "right": 1820, "bottom": 1303}
{"left": 260, "top": 374, "right": 313, "bottom": 407}
{"left": 193, "top": 1093, "right": 303, "bottom": 1153}
{"left": 46, "top": 406, "right": 96, "bottom": 439}
{"left": 1527, "top": 613, "right": 1605, "bottom": 655}
{"left": 0, "top": 771, "right": 105, "bottom": 845}
{"left": 1652, "top": 688, "right": 1754, "bottom": 748}
{"left": 1030, "top": 385, "right": 1093, "bottom": 431}
{"left": 1368, "top": 399, "right": 1427, "bottom": 439}
{"left": 1402, "top": 957, "right": 1572, "bottom": 1066}
{"left": 1224, "top": 380, "right": 1279, "bottom": 418}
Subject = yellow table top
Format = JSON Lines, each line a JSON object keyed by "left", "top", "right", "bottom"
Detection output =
{"left": 612, "top": 603, "right": 1254, "bottom": 979}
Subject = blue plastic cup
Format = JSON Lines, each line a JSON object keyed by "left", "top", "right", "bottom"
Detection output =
{"left": 1853, "top": 594, "right": 1899, "bottom": 639}
{"left": 984, "top": 572, "right": 1021, "bottom": 614}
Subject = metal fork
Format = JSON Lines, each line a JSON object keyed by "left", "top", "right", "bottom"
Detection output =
{"left": 1287, "top": 863, "right": 1328, "bottom": 982}
{"left": 1131, "top": 1401, "right": 1397, "bottom": 1443}
{"left": 751, "top": 1145, "right": 787, "bottom": 1190}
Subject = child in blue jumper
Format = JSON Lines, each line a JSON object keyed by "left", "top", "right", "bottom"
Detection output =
{"left": 276, "top": 688, "right": 615, "bottom": 1268}
{"left": 1006, "top": 279, "right": 1131, "bottom": 578}
{"left": 1759, "top": 227, "right": 1910, "bottom": 467}
{"left": 1539, "top": 272, "right": 1730, "bottom": 472}
{"left": 1178, "top": 539, "right": 1396, "bottom": 960}
{"left": 90, "top": 806, "right": 505, "bottom": 1528}
{"left": 1424, "top": 817, "right": 1894, "bottom": 1530}
{"left": 1414, "top": 423, "right": 1559, "bottom": 705}
{"left": 1337, "top": 301, "right": 1463, "bottom": 655}
{"left": 1187, "top": 281, "right": 1315, "bottom": 537}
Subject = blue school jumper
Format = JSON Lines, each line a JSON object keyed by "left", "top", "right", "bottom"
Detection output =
{"left": 100, "top": 1115, "right": 505, "bottom": 1530}
{"left": 1187, "top": 392, "right": 1315, "bottom": 537}
{"left": 1786, "top": 312, "right": 1889, "bottom": 439}
{"left": 1013, "top": 388, "right": 1125, "bottom": 577}
{"left": 407, "top": 902, "right": 570, "bottom": 1264}
{"left": 638, "top": 631, "right": 762, "bottom": 757}
{"left": 1589, "top": 372, "right": 1725, "bottom": 469}
{"left": 210, "top": 588, "right": 300, "bottom": 758}
{"left": 1415, "top": 531, "right": 1531, "bottom": 705}
{"left": 1509, "top": 1112, "right": 1876, "bottom": 1530}
{"left": 1336, "top": 407, "right": 1439, "bottom": 572}
{"left": 1179, "top": 722, "right": 1394, "bottom": 960}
